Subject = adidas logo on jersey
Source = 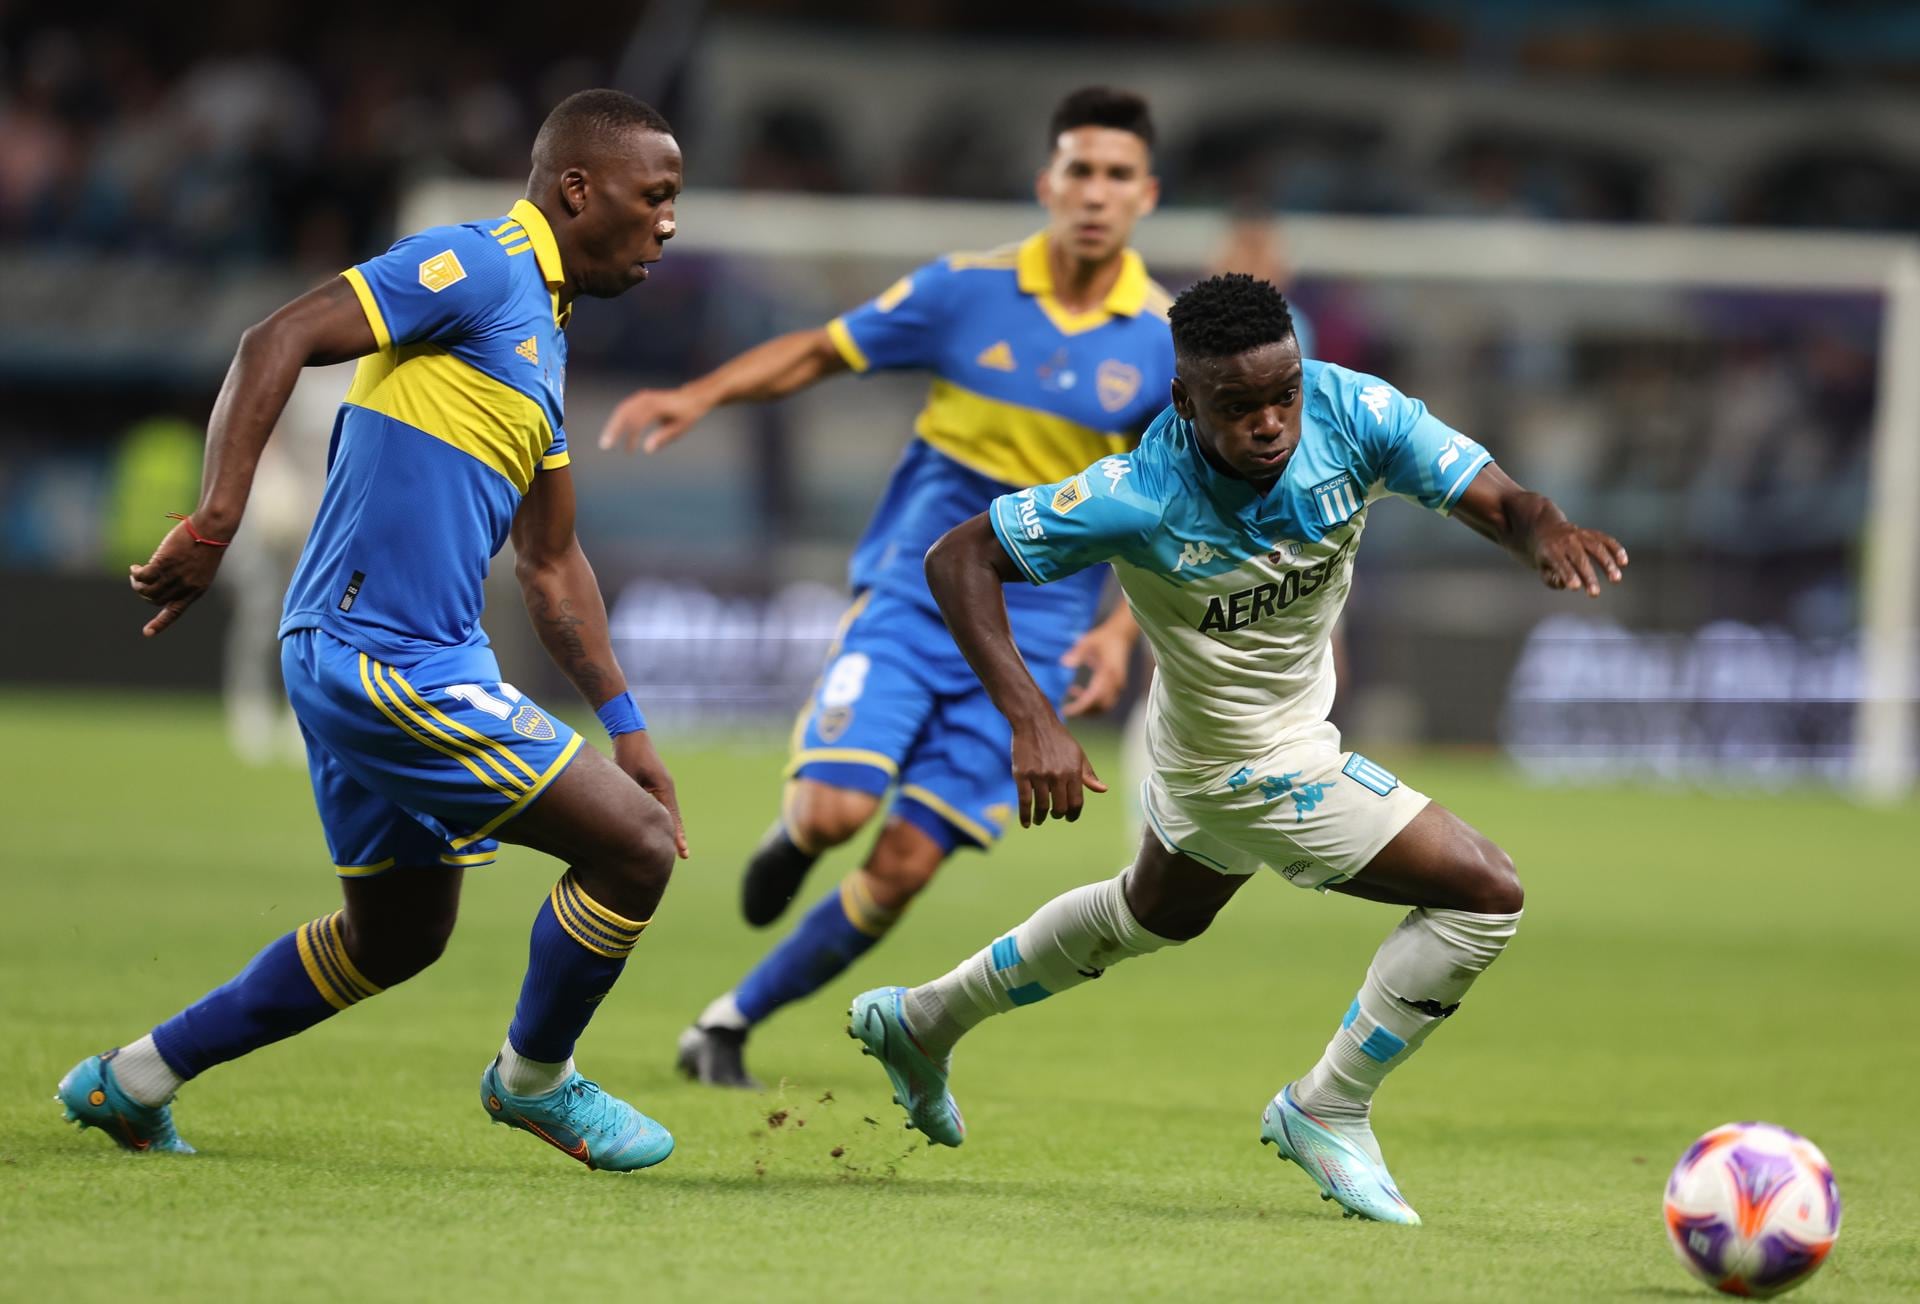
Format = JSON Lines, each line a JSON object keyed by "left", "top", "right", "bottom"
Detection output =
{"left": 976, "top": 341, "right": 1015, "bottom": 371}
{"left": 516, "top": 337, "right": 539, "bottom": 364}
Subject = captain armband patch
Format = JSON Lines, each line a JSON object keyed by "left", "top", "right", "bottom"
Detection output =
{"left": 418, "top": 250, "right": 468, "bottom": 293}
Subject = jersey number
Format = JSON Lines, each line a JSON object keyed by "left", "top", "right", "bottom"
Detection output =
{"left": 446, "top": 682, "right": 524, "bottom": 719}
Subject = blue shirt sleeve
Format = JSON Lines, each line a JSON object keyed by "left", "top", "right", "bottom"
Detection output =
{"left": 988, "top": 455, "right": 1161, "bottom": 584}
{"left": 1333, "top": 368, "right": 1492, "bottom": 514}
{"left": 826, "top": 257, "right": 959, "bottom": 374}
{"left": 343, "top": 225, "right": 509, "bottom": 351}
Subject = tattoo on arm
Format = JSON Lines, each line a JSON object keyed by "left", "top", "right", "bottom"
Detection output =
{"left": 524, "top": 582, "right": 616, "bottom": 707}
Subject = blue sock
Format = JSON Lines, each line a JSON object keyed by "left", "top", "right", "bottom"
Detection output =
{"left": 734, "top": 874, "right": 899, "bottom": 1025}
{"left": 150, "top": 912, "right": 383, "bottom": 1079}
{"left": 507, "top": 871, "right": 648, "bottom": 1063}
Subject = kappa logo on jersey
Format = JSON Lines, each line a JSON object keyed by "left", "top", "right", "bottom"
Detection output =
{"left": 1312, "top": 474, "right": 1363, "bottom": 528}
{"left": 417, "top": 250, "right": 467, "bottom": 293}
{"left": 1096, "top": 359, "right": 1142, "bottom": 413}
{"left": 1435, "top": 432, "right": 1477, "bottom": 475}
{"left": 1013, "top": 488, "right": 1046, "bottom": 540}
{"left": 1359, "top": 385, "right": 1393, "bottom": 423}
{"left": 1197, "top": 533, "right": 1358, "bottom": 635}
{"left": 976, "top": 340, "right": 1016, "bottom": 372}
{"left": 1172, "top": 540, "right": 1224, "bottom": 572}
{"left": 1100, "top": 457, "right": 1133, "bottom": 492}
{"left": 516, "top": 336, "right": 539, "bottom": 365}
{"left": 1051, "top": 475, "right": 1090, "bottom": 515}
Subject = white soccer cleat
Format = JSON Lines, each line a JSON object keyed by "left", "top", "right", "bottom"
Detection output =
{"left": 1260, "top": 1086, "right": 1420, "bottom": 1225}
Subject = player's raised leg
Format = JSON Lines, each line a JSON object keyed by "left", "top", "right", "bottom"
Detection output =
{"left": 59, "top": 859, "right": 464, "bottom": 1154}
{"left": 1263, "top": 801, "right": 1523, "bottom": 1224}
{"left": 737, "top": 779, "right": 879, "bottom": 929}
{"left": 481, "top": 743, "right": 681, "bottom": 1170}
{"left": 852, "top": 831, "right": 1249, "bottom": 1145}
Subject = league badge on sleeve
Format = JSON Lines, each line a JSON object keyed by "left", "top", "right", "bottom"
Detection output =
{"left": 418, "top": 251, "right": 467, "bottom": 293}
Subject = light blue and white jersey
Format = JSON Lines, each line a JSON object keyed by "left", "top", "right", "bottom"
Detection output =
{"left": 989, "top": 360, "right": 1491, "bottom": 790}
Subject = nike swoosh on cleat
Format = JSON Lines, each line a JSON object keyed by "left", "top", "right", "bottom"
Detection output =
{"left": 522, "top": 1120, "right": 590, "bottom": 1164}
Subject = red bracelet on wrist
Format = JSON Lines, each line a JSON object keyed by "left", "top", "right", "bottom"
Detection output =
{"left": 166, "top": 512, "right": 232, "bottom": 547}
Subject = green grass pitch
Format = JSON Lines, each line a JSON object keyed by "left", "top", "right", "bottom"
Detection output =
{"left": 2, "top": 691, "right": 1916, "bottom": 1301}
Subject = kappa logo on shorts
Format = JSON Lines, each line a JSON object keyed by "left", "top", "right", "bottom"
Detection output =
{"left": 511, "top": 704, "right": 557, "bottom": 741}
{"left": 1280, "top": 858, "right": 1316, "bottom": 883}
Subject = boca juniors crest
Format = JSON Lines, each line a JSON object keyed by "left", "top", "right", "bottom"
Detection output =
{"left": 1096, "top": 359, "right": 1142, "bottom": 412}
{"left": 511, "top": 704, "right": 557, "bottom": 740}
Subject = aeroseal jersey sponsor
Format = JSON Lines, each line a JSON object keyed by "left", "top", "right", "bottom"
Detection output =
{"left": 827, "top": 232, "right": 1174, "bottom": 662}
{"left": 280, "top": 200, "right": 573, "bottom": 662}
{"left": 990, "top": 361, "right": 1492, "bottom": 791}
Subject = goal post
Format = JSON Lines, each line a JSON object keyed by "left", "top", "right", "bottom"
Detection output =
{"left": 403, "top": 180, "right": 1920, "bottom": 798}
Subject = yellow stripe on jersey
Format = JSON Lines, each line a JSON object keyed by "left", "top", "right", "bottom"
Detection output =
{"left": 540, "top": 450, "right": 570, "bottom": 470}
{"left": 344, "top": 345, "right": 555, "bottom": 493}
{"left": 826, "top": 316, "right": 870, "bottom": 373}
{"left": 1014, "top": 231, "right": 1155, "bottom": 335}
{"left": 440, "top": 851, "right": 498, "bottom": 866}
{"left": 341, "top": 267, "right": 392, "bottom": 351}
{"left": 448, "top": 733, "right": 584, "bottom": 850}
{"left": 502, "top": 241, "right": 534, "bottom": 255}
{"left": 912, "top": 378, "right": 1131, "bottom": 488}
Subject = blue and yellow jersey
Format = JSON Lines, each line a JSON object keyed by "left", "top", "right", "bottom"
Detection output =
{"left": 827, "top": 231, "right": 1174, "bottom": 661}
{"left": 280, "top": 200, "right": 573, "bottom": 662}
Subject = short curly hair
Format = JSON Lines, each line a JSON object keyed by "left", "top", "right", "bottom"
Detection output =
{"left": 1168, "top": 273, "right": 1295, "bottom": 365}
{"left": 532, "top": 90, "right": 673, "bottom": 174}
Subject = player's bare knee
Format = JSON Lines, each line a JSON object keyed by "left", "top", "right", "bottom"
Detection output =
{"left": 341, "top": 906, "right": 455, "bottom": 987}
{"left": 615, "top": 803, "right": 679, "bottom": 896}
{"left": 1457, "top": 841, "right": 1523, "bottom": 915}
{"left": 788, "top": 785, "right": 878, "bottom": 851}
{"left": 860, "top": 855, "right": 939, "bottom": 912}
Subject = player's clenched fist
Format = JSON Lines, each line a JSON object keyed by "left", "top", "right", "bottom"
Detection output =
{"left": 129, "top": 518, "right": 228, "bottom": 637}
{"left": 598, "top": 385, "right": 713, "bottom": 454}
{"left": 1532, "top": 521, "right": 1628, "bottom": 598}
{"left": 1009, "top": 714, "right": 1109, "bottom": 827}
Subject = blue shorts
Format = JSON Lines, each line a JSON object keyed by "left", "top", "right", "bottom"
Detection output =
{"left": 281, "top": 629, "right": 585, "bottom": 876}
{"left": 788, "top": 592, "right": 1074, "bottom": 853}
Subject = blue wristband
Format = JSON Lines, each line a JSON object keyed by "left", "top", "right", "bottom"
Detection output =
{"left": 595, "top": 692, "right": 646, "bottom": 738}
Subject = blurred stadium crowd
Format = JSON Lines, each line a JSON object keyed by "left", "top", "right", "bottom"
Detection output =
{"left": 8, "top": 1, "right": 1920, "bottom": 269}
{"left": 1, "top": 0, "right": 1910, "bottom": 770}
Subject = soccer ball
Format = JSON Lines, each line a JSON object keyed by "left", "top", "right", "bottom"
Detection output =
{"left": 1664, "top": 1122, "right": 1841, "bottom": 1298}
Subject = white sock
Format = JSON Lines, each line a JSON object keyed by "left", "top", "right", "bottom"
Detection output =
{"left": 496, "top": 1039, "right": 573, "bottom": 1097}
{"left": 697, "top": 992, "right": 747, "bottom": 1032}
{"left": 109, "top": 1035, "right": 185, "bottom": 1107}
{"left": 902, "top": 870, "right": 1177, "bottom": 1059}
{"left": 1293, "top": 908, "right": 1522, "bottom": 1124}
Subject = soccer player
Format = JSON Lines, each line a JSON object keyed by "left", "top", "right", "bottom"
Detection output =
{"left": 58, "top": 91, "right": 691, "bottom": 1172}
{"left": 599, "top": 87, "right": 1174, "bottom": 1088}
{"left": 849, "top": 274, "right": 1629, "bottom": 1223}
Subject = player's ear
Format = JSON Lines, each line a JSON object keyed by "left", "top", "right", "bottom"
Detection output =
{"left": 560, "top": 167, "right": 590, "bottom": 218}
{"left": 1034, "top": 165, "right": 1052, "bottom": 209}
{"left": 1170, "top": 375, "right": 1193, "bottom": 420}
{"left": 1138, "top": 172, "right": 1160, "bottom": 219}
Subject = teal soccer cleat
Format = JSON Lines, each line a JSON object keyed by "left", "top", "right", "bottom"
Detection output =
{"left": 481, "top": 1061, "right": 674, "bottom": 1172}
{"left": 56, "top": 1052, "right": 194, "bottom": 1154}
{"left": 847, "top": 987, "right": 964, "bottom": 1147}
{"left": 1260, "top": 1086, "right": 1421, "bottom": 1225}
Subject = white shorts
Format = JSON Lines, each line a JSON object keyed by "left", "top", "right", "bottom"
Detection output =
{"left": 1141, "top": 741, "right": 1429, "bottom": 890}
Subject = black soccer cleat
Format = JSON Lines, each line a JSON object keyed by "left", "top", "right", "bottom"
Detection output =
{"left": 674, "top": 1024, "right": 762, "bottom": 1090}
{"left": 739, "top": 824, "right": 820, "bottom": 928}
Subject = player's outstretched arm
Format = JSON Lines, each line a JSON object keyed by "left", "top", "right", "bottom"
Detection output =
{"left": 512, "top": 466, "right": 688, "bottom": 858}
{"left": 597, "top": 328, "right": 848, "bottom": 454}
{"left": 129, "top": 277, "right": 378, "bottom": 636}
{"left": 1450, "top": 463, "right": 1628, "bottom": 598}
{"left": 925, "top": 513, "right": 1108, "bottom": 827}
